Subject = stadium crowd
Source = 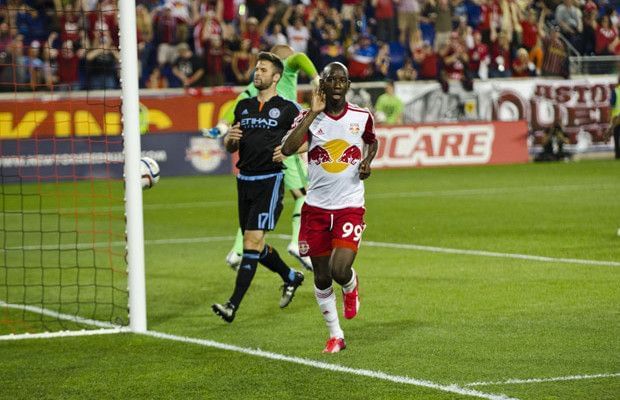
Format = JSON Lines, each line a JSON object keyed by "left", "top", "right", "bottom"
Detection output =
{"left": 0, "top": 0, "right": 619, "bottom": 91}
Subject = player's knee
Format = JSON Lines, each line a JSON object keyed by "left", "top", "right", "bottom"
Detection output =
{"left": 314, "top": 273, "right": 332, "bottom": 290}
{"left": 331, "top": 264, "right": 351, "bottom": 285}
{"left": 242, "top": 231, "right": 263, "bottom": 250}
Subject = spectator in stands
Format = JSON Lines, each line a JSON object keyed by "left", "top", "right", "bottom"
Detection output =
{"left": 241, "top": 16, "right": 263, "bottom": 53}
{"left": 372, "top": 0, "right": 396, "bottom": 43}
{"left": 23, "top": 40, "right": 45, "bottom": 90}
{"left": 374, "top": 42, "right": 391, "bottom": 80}
{"left": 430, "top": 0, "right": 454, "bottom": 51}
{"left": 319, "top": 23, "right": 347, "bottom": 69}
{"left": 397, "top": 0, "right": 421, "bottom": 46}
{"left": 441, "top": 32, "right": 468, "bottom": 80}
{"left": 488, "top": 30, "right": 512, "bottom": 78}
{"left": 529, "top": 36, "right": 544, "bottom": 76}
{"left": 581, "top": 4, "right": 598, "bottom": 55}
{"left": 397, "top": 57, "right": 417, "bottom": 80}
{"left": 264, "top": 23, "right": 288, "bottom": 48}
{"left": 136, "top": 4, "right": 154, "bottom": 85}
{"left": 374, "top": 80, "right": 404, "bottom": 124}
{"left": 172, "top": 42, "right": 204, "bottom": 88}
{"left": 284, "top": 15, "right": 311, "bottom": 55}
{"left": 555, "top": 0, "right": 583, "bottom": 53}
{"left": 16, "top": 5, "right": 48, "bottom": 45}
{"left": 194, "top": 9, "right": 222, "bottom": 57}
{"left": 347, "top": 33, "right": 378, "bottom": 81}
{"left": 166, "top": 0, "right": 192, "bottom": 44}
{"left": 231, "top": 38, "right": 255, "bottom": 84}
{"left": 59, "top": 2, "right": 81, "bottom": 44}
{"left": 520, "top": 8, "right": 547, "bottom": 51}
{"left": 341, "top": 0, "right": 362, "bottom": 38}
{"left": 57, "top": 39, "right": 84, "bottom": 91}
{"left": 204, "top": 35, "right": 225, "bottom": 87}
{"left": 86, "top": 31, "right": 120, "bottom": 90}
{"left": 416, "top": 40, "right": 440, "bottom": 80}
{"left": 153, "top": 4, "right": 180, "bottom": 71}
{"left": 542, "top": 24, "right": 568, "bottom": 78}
{"left": 468, "top": 29, "right": 489, "bottom": 79}
{"left": 595, "top": 15, "right": 617, "bottom": 55}
{"left": 511, "top": 47, "right": 536, "bottom": 77}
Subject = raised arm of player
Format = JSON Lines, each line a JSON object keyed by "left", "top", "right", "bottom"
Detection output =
{"left": 282, "top": 86, "right": 325, "bottom": 156}
{"left": 286, "top": 52, "right": 320, "bottom": 87}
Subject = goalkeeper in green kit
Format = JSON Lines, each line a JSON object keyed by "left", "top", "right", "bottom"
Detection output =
{"left": 203, "top": 45, "right": 317, "bottom": 272}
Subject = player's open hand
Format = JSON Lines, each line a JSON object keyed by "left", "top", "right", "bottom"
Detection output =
{"left": 227, "top": 122, "right": 242, "bottom": 142}
{"left": 311, "top": 85, "right": 326, "bottom": 113}
{"left": 359, "top": 159, "right": 371, "bottom": 180}
{"left": 272, "top": 145, "right": 286, "bottom": 162}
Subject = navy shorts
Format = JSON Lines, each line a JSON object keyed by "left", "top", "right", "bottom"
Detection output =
{"left": 237, "top": 172, "right": 285, "bottom": 232}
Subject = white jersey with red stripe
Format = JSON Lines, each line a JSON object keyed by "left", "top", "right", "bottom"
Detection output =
{"left": 290, "top": 102, "right": 376, "bottom": 210}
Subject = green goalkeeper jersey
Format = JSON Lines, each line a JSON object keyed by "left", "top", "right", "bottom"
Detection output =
{"left": 222, "top": 53, "right": 318, "bottom": 124}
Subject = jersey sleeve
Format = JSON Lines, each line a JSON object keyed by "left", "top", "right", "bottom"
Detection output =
{"left": 285, "top": 108, "right": 310, "bottom": 143}
{"left": 286, "top": 53, "right": 319, "bottom": 78}
{"left": 362, "top": 111, "right": 376, "bottom": 145}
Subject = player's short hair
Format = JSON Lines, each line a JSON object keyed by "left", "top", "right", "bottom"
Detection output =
{"left": 257, "top": 52, "right": 284, "bottom": 76}
{"left": 321, "top": 62, "right": 349, "bottom": 79}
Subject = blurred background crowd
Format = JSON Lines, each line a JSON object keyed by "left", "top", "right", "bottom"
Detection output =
{"left": 0, "top": 0, "right": 618, "bottom": 91}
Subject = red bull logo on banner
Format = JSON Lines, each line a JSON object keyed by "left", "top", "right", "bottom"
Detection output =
{"left": 308, "top": 139, "right": 362, "bottom": 173}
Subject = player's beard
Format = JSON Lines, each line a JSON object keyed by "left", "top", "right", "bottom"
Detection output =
{"left": 254, "top": 76, "right": 273, "bottom": 91}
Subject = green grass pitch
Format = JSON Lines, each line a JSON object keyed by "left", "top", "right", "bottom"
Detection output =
{"left": 1, "top": 159, "right": 619, "bottom": 399}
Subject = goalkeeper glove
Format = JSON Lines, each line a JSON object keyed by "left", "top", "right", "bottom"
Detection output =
{"left": 200, "top": 122, "right": 229, "bottom": 139}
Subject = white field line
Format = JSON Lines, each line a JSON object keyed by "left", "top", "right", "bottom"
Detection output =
{"left": 0, "top": 301, "right": 516, "bottom": 400}
{"left": 2, "top": 183, "right": 617, "bottom": 214}
{"left": 464, "top": 373, "right": 620, "bottom": 387}
{"left": 0, "top": 327, "right": 129, "bottom": 341}
{"left": 3, "top": 234, "right": 619, "bottom": 267}
{"left": 0, "top": 300, "right": 121, "bottom": 330}
{"left": 141, "top": 330, "right": 517, "bottom": 400}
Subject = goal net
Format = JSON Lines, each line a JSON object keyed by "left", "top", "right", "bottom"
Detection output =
{"left": 0, "top": 1, "right": 144, "bottom": 337}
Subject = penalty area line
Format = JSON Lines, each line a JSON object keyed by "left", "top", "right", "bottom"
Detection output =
{"left": 464, "top": 373, "right": 620, "bottom": 387}
{"left": 142, "top": 330, "right": 518, "bottom": 400}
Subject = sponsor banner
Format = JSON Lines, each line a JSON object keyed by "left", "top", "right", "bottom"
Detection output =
{"left": 372, "top": 121, "right": 528, "bottom": 168}
{"left": 0, "top": 89, "right": 238, "bottom": 139}
{"left": 0, "top": 133, "right": 230, "bottom": 181}
{"left": 394, "top": 76, "right": 616, "bottom": 151}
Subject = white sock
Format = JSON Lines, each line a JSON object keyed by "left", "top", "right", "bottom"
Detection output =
{"left": 314, "top": 285, "right": 344, "bottom": 339}
{"left": 342, "top": 268, "right": 357, "bottom": 294}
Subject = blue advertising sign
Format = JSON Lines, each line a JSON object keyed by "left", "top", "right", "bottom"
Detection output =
{"left": 0, "top": 133, "right": 231, "bottom": 182}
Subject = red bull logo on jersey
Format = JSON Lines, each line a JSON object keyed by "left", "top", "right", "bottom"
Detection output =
{"left": 308, "top": 139, "right": 362, "bottom": 173}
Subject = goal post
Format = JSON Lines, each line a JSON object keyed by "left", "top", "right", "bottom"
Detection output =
{"left": 0, "top": 1, "right": 146, "bottom": 337}
{"left": 119, "top": 0, "right": 147, "bottom": 334}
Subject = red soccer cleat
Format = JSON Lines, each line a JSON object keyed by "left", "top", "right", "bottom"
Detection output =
{"left": 322, "top": 337, "right": 346, "bottom": 353}
{"left": 343, "top": 276, "right": 359, "bottom": 319}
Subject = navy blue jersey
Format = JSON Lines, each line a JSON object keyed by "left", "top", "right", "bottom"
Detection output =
{"left": 233, "top": 95, "right": 300, "bottom": 175}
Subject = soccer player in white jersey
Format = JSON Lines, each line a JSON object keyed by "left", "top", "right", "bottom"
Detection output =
{"left": 281, "top": 62, "right": 378, "bottom": 353}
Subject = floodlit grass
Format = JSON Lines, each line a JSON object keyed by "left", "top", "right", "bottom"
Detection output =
{"left": 1, "top": 160, "right": 619, "bottom": 399}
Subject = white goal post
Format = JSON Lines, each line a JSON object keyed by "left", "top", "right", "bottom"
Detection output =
{"left": 119, "top": 0, "right": 147, "bottom": 334}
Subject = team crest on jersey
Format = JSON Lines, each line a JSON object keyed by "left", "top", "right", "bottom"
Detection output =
{"left": 349, "top": 123, "right": 360, "bottom": 134}
{"left": 299, "top": 241, "right": 310, "bottom": 255}
{"left": 269, "top": 108, "right": 281, "bottom": 119}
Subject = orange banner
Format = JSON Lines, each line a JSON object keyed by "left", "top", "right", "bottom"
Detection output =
{"left": 0, "top": 89, "right": 238, "bottom": 139}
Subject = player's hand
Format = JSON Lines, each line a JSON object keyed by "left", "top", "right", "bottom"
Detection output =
{"left": 359, "top": 159, "right": 371, "bottom": 180}
{"left": 311, "top": 85, "right": 326, "bottom": 113}
{"left": 272, "top": 145, "right": 286, "bottom": 162}
{"left": 227, "top": 122, "right": 242, "bottom": 142}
